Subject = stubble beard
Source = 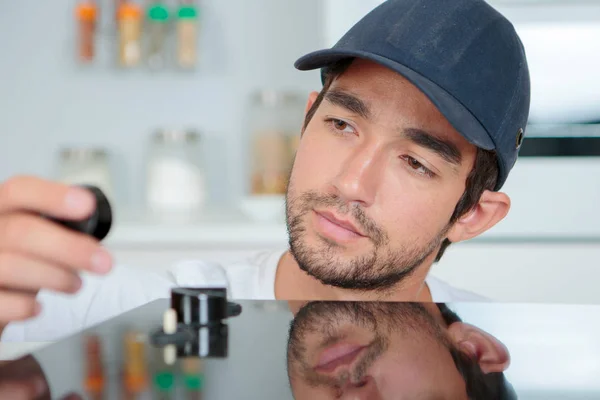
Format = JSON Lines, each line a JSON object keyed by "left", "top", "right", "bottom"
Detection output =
{"left": 287, "top": 302, "right": 447, "bottom": 387}
{"left": 285, "top": 187, "right": 449, "bottom": 292}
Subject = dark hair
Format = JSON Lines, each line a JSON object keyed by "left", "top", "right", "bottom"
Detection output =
{"left": 437, "top": 304, "right": 515, "bottom": 400}
{"left": 302, "top": 58, "right": 499, "bottom": 262}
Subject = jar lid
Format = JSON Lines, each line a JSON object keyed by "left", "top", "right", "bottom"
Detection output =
{"left": 178, "top": 6, "right": 198, "bottom": 19}
{"left": 118, "top": 3, "right": 142, "bottom": 20}
{"left": 76, "top": 3, "right": 98, "bottom": 21}
{"left": 148, "top": 4, "right": 169, "bottom": 22}
{"left": 251, "top": 90, "right": 303, "bottom": 107}
{"left": 153, "top": 130, "right": 200, "bottom": 143}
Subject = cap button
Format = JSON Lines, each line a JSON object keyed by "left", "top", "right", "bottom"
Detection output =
{"left": 516, "top": 128, "right": 524, "bottom": 149}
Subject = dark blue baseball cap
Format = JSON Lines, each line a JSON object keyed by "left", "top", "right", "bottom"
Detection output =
{"left": 294, "top": 0, "right": 530, "bottom": 190}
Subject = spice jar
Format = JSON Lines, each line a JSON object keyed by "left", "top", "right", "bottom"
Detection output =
{"left": 146, "top": 130, "right": 206, "bottom": 217}
{"left": 118, "top": 3, "right": 143, "bottom": 67}
{"left": 248, "top": 91, "right": 304, "bottom": 195}
{"left": 75, "top": 2, "right": 97, "bottom": 63}
{"left": 114, "top": 0, "right": 127, "bottom": 24}
{"left": 56, "top": 148, "right": 115, "bottom": 204}
{"left": 176, "top": 5, "right": 199, "bottom": 69}
{"left": 146, "top": 3, "right": 169, "bottom": 70}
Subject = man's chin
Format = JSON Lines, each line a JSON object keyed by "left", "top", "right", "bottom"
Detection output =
{"left": 290, "top": 242, "right": 416, "bottom": 292}
{"left": 300, "top": 268, "right": 358, "bottom": 290}
{"left": 294, "top": 259, "right": 372, "bottom": 291}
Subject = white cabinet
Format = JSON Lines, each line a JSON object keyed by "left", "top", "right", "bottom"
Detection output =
{"left": 433, "top": 242, "right": 600, "bottom": 304}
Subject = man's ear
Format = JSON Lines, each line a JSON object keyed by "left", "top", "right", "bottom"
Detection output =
{"left": 447, "top": 322, "right": 510, "bottom": 373}
{"left": 287, "top": 301, "right": 309, "bottom": 316}
{"left": 446, "top": 190, "right": 511, "bottom": 243}
{"left": 300, "top": 91, "right": 320, "bottom": 138}
{"left": 305, "top": 91, "right": 319, "bottom": 115}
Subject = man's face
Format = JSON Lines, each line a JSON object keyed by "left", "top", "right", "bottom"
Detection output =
{"left": 286, "top": 59, "right": 478, "bottom": 291}
{"left": 287, "top": 302, "right": 468, "bottom": 399}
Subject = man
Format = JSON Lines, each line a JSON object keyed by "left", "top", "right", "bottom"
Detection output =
{"left": 287, "top": 301, "right": 516, "bottom": 399}
{"left": 0, "top": 0, "right": 530, "bottom": 341}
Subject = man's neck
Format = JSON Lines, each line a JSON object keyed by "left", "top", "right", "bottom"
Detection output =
{"left": 274, "top": 251, "right": 434, "bottom": 302}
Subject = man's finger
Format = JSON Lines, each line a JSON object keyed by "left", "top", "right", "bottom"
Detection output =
{"left": 0, "top": 253, "right": 82, "bottom": 294}
{"left": 0, "top": 376, "right": 49, "bottom": 400}
{"left": 0, "top": 213, "right": 112, "bottom": 274}
{"left": 0, "top": 291, "right": 41, "bottom": 323}
{"left": 0, "top": 176, "right": 95, "bottom": 220}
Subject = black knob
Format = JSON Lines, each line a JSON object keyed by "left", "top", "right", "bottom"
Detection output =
{"left": 178, "top": 324, "right": 229, "bottom": 358}
{"left": 50, "top": 185, "right": 112, "bottom": 241}
{"left": 227, "top": 302, "right": 242, "bottom": 318}
{"left": 170, "top": 288, "right": 228, "bottom": 327}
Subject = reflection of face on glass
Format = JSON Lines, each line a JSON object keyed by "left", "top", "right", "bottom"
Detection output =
{"left": 287, "top": 302, "right": 510, "bottom": 400}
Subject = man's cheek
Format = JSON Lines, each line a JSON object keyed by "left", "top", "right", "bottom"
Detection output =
{"left": 294, "top": 143, "right": 335, "bottom": 186}
{"left": 386, "top": 196, "right": 438, "bottom": 235}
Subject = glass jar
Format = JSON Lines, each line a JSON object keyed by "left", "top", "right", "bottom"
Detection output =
{"left": 56, "top": 148, "right": 115, "bottom": 204}
{"left": 146, "top": 130, "right": 206, "bottom": 216}
{"left": 248, "top": 90, "right": 304, "bottom": 195}
{"left": 176, "top": 5, "right": 199, "bottom": 69}
{"left": 114, "top": 0, "right": 127, "bottom": 24}
{"left": 146, "top": 3, "right": 169, "bottom": 70}
{"left": 75, "top": 1, "right": 97, "bottom": 63}
{"left": 118, "top": 3, "right": 143, "bottom": 67}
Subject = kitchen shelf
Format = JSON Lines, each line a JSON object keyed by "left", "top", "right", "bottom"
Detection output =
{"left": 104, "top": 206, "right": 288, "bottom": 247}
{"left": 105, "top": 219, "right": 288, "bottom": 247}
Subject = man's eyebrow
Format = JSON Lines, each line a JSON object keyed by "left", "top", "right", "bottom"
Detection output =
{"left": 404, "top": 128, "right": 463, "bottom": 166}
{"left": 324, "top": 89, "right": 372, "bottom": 120}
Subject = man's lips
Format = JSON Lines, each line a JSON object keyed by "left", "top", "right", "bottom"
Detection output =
{"left": 314, "top": 210, "right": 365, "bottom": 237}
{"left": 315, "top": 343, "right": 367, "bottom": 373}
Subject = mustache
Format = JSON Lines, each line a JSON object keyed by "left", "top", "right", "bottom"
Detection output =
{"left": 302, "top": 336, "right": 388, "bottom": 388}
{"left": 291, "top": 191, "right": 388, "bottom": 246}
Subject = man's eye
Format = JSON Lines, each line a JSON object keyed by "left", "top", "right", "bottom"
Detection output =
{"left": 325, "top": 118, "right": 356, "bottom": 135}
{"left": 402, "top": 156, "right": 435, "bottom": 178}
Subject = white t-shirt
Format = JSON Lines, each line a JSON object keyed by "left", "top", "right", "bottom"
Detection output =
{"left": 1, "top": 249, "right": 486, "bottom": 342}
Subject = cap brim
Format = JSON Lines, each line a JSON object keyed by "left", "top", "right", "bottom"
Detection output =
{"left": 295, "top": 49, "right": 496, "bottom": 151}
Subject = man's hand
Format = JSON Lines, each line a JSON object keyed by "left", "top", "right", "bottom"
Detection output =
{"left": 0, "top": 176, "right": 113, "bottom": 326}
{"left": 0, "top": 374, "right": 48, "bottom": 400}
{"left": 0, "top": 355, "right": 50, "bottom": 399}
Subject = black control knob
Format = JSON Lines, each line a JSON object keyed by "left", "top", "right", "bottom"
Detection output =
{"left": 50, "top": 185, "right": 112, "bottom": 241}
{"left": 178, "top": 324, "right": 229, "bottom": 358}
{"left": 151, "top": 288, "right": 233, "bottom": 358}
{"left": 170, "top": 287, "right": 228, "bottom": 327}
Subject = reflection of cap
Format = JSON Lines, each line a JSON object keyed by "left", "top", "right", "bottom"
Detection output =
{"left": 295, "top": 0, "right": 530, "bottom": 190}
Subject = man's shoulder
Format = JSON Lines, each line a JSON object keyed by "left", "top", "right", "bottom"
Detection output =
{"left": 426, "top": 275, "right": 491, "bottom": 303}
{"left": 167, "top": 249, "right": 285, "bottom": 299}
{"left": 167, "top": 249, "right": 282, "bottom": 283}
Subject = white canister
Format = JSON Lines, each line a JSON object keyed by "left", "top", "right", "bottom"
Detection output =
{"left": 146, "top": 130, "right": 206, "bottom": 216}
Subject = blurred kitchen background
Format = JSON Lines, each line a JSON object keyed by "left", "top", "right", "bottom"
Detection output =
{"left": 1, "top": 0, "right": 599, "bottom": 304}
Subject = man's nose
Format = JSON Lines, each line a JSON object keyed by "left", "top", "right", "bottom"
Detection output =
{"left": 331, "top": 145, "right": 384, "bottom": 207}
{"left": 339, "top": 376, "right": 381, "bottom": 400}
